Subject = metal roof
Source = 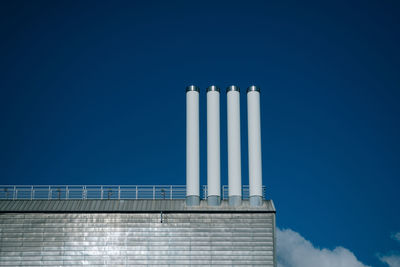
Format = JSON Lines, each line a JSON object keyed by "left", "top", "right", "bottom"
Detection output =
{"left": 0, "top": 199, "right": 275, "bottom": 213}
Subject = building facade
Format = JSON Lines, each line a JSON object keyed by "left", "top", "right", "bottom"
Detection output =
{"left": 0, "top": 199, "right": 276, "bottom": 266}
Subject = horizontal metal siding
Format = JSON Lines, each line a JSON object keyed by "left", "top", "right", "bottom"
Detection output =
{"left": 0, "top": 213, "right": 275, "bottom": 266}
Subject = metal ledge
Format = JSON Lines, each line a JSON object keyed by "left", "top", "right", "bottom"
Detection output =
{"left": 0, "top": 199, "right": 276, "bottom": 213}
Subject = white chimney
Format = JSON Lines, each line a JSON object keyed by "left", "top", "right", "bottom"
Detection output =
{"left": 186, "top": 85, "right": 200, "bottom": 206}
{"left": 207, "top": 85, "right": 221, "bottom": 206}
{"left": 247, "top": 85, "right": 263, "bottom": 206}
{"left": 226, "top": 85, "right": 242, "bottom": 206}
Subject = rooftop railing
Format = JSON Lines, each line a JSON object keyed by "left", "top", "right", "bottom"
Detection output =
{"left": 0, "top": 185, "right": 266, "bottom": 200}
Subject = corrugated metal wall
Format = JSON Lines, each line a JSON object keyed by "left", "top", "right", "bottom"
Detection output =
{"left": 0, "top": 212, "right": 275, "bottom": 266}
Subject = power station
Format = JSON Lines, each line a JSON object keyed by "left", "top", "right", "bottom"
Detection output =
{"left": 0, "top": 85, "right": 276, "bottom": 266}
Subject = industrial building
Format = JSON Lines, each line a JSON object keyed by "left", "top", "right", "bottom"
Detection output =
{"left": 0, "top": 85, "right": 276, "bottom": 266}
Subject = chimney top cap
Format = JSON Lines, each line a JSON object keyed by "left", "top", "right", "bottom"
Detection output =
{"left": 247, "top": 85, "right": 260, "bottom": 93}
{"left": 207, "top": 85, "right": 220, "bottom": 92}
{"left": 186, "top": 85, "right": 199, "bottom": 92}
{"left": 226, "top": 85, "right": 240, "bottom": 93}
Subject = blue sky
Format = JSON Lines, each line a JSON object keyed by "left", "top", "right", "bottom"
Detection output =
{"left": 1, "top": 1, "right": 399, "bottom": 266}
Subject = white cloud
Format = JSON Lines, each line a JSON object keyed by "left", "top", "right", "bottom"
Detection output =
{"left": 378, "top": 232, "right": 400, "bottom": 267}
{"left": 379, "top": 253, "right": 400, "bottom": 267}
{"left": 392, "top": 232, "right": 400, "bottom": 243}
{"left": 277, "top": 228, "right": 370, "bottom": 267}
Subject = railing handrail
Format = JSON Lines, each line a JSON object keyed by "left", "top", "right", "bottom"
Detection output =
{"left": 0, "top": 185, "right": 266, "bottom": 201}
{"left": 0, "top": 185, "right": 187, "bottom": 187}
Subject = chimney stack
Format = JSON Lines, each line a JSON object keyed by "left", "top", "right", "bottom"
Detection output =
{"left": 226, "top": 85, "right": 242, "bottom": 206}
{"left": 206, "top": 85, "right": 221, "bottom": 206}
{"left": 185, "top": 84, "right": 264, "bottom": 207}
{"left": 247, "top": 86, "right": 263, "bottom": 206}
{"left": 186, "top": 85, "right": 200, "bottom": 206}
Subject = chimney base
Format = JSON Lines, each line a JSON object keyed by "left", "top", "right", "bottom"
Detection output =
{"left": 186, "top": 195, "right": 200, "bottom": 206}
{"left": 250, "top": 195, "right": 262, "bottom": 207}
{"left": 207, "top": 196, "right": 220, "bottom": 206}
{"left": 229, "top": 196, "right": 242, "bottom": 207}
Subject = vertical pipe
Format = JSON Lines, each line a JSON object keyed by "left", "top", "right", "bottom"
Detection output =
{"left": 186, "top": 85, "right": 200, "bottom": 206}
{"left": 227, "top": 85, "right": 242, "bottom": 206}
{"left": 247, "top": 85, "right": 263, "bottom": 206}
{"left": 207, "top": 85, "right": 221, "bottom": 206}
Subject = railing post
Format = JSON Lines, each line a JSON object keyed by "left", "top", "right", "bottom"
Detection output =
{"left": 48, "top": 186, "right": 51, "bottom": 200}
{"left": 153, "top": 186, "right": 155, "bottom": 200}
{"left": 170, "top": 185, "right": 172, "bottom": 200}
{"left": 13, "top": 186, "right": 16, "bottom": 200}
{"left": 136, "top": 186, "right": 138, "bottom": 200}
{"left": 66, "top": 186, "right": 69, "bottom": 199}
{"left": 118, "top": 186, "right": 120, "bottom": 200}
{"left": 31, "top": 186, "right": 33, "bottom": 200}
{"left": 101, "top": 186, "right": 103, "bottom": 200}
